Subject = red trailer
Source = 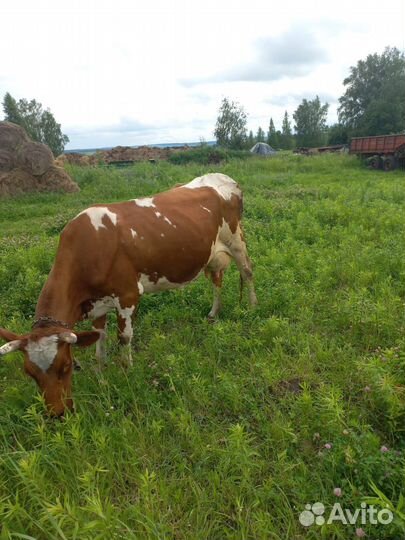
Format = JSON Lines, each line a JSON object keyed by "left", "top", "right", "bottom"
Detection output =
{"left": 350, "top": 134, "right": 405, "bottom": 171}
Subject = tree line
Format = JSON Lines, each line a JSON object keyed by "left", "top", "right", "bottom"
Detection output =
{"left": 215, "top": 47, "right": 405, "bottom": 150}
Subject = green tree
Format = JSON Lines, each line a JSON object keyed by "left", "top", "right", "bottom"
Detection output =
{"left": 214, "top": 97, "right": 247, "bottom": 149}
{"left": 267, "top": 118, "right": 279, "bottom": 148}
{"left": 338, "top": 47, "right": 405, "bottom": 136}
{"left": 256, "top": 126, "right": 265, "bottom": 143}
{"left": 2, "top": 92, "right": 20, "bottom": 124}
{"left": 293, "top": 96, "right": 329, "bottom": 147}
{"left": 247, "top": 130, "right": 255, "bottom": 148}
{"left": 40, "top": 110, "right": 69, "bottom": 157}
{"left": 2, "top": 92, "right": 69, "bottom": 156}
{"left": 328, "top": 123, "right": 349, "bottom": 145}
{"left": 280, "top": 111, "right": 294, "bottom": 149}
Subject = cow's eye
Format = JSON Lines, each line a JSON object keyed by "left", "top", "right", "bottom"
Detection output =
{"left": 62, "top": 361, "right": 72, "bottom": 374}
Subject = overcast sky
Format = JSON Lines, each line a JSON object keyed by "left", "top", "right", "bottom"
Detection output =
{"left": 1, "top": 0, "right": 404, "bottom": 149}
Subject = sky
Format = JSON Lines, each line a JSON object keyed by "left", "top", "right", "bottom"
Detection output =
{"left": 0, "top": 0, "right": 404, "bottom": 150}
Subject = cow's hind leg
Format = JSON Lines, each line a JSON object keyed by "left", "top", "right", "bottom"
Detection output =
{"left": 205, "top": 251, "right": 231, "bottom": 320}
{"left": 93, "top": 315, "right": 107, "bottom": 368}
{"left": 228, "top": 225, "right": 258, "bottom": 307}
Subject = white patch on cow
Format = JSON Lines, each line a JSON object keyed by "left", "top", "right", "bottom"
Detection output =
{"left": 137, "top": 281, "right": 144, "bottom": 295}
{"left": 200, "top": 205, "right": 211, "bottom": 213}
{"left": 116, "top": 303, "right": 135, "bottom": 340}
{"left": 161, "top": 233, "right": 165, "bottom": 237}
{"left": 87, "top": 296, "right": 134, "bottom": 341}
{"left": 131, "top": 228, "right": 138, "bottom": 238}
{"left": 139, "top": 273, "right": 189, "bottom": 293}
{"left": 155, "top": 211, "right": 162, "bottom": 218}
{"left": 77, "top": 207, "right": 117, "bottom": 231}
{"left": 26, "top": 336, "right": 59, "bottom": 372}
{"left": 140, "top": 236, "right": 145, "bottom": 240}
{"left": 133, "top": 197, "right": 155, "bottom": 208}
{"left": 87, "top": 296, "right": 116, "bottom": 319}
{"left": 183, "top": 173, "right": 241, "bottom": 201}
{"left": 163, "top": 216, "right": 175, "bottom": 226}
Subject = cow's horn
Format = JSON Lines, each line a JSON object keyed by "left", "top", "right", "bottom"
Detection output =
{"left": 0, "top": 340, "right": 22, "bottom": 356}
{"left": 59, "top": 332, "right": 78, "bottom": 344}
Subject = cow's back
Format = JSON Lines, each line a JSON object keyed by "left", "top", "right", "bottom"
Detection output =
{"left": 58, "top": 173, "right": 242, "bottom": 292}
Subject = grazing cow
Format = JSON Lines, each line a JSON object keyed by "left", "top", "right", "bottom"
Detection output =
{"left": 0, "top": 173, "right": 257, "bottom": 415}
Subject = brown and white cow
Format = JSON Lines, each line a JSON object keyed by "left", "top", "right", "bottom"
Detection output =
{"left": 0, "top": 173, "right": 257, "bottom": 415}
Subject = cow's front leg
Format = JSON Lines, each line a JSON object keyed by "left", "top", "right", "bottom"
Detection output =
{"left": 115, "top": 297, "right": 137, "bottom": 368}
{"left": 93, "top": 314, "right": 107, "bottom": 368}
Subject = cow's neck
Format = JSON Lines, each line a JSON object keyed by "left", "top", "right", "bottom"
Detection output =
{"left": 35, "top": 266, "right": 83, "bottom": 327}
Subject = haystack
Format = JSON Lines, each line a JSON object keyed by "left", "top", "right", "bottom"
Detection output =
{"left": 0, "top": 121, "right": 79, "bottom": 197}
{"left": 0, "top": 167, "right": 79, "bottom": 198}
{"left": 0, "top": 121, "right": 29, "bottom": 150}
{"left": 0, "top": 149, "right": 15, "bottom": 171}
{"left": 55, "top": 145, "right": 175, "bottom": 167}
{"left": 17, "top": 141, "right": 54, "bottom": 176}
{"left": 38, "top": 166, "right": 79, "bottom": 193}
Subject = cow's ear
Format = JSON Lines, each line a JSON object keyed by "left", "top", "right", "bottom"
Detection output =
{"left": 74, "top": 331, "right": 100, "bottom": 348}
{"left": 0, "top": 328, "right": 20, "bottom": 342}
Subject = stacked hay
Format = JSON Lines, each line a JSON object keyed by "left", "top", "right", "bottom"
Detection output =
{"left": 55, "top": 145, "right": 188, "bottom": 167}
{"left": 54, "top": 152, "right": 93, "bottom": 167}
{"left": 103, "top": 145, "right": 172, "bottom": 163}
{"left": 0, "top": 121, "right": 79, "bottom": 197}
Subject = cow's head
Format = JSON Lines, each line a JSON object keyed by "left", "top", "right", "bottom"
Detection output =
{"left": 0, "top": 326, "right": 100, "bottom": 416}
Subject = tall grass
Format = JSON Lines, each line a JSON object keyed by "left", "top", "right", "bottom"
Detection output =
{"left": 0, "top": 154, "right": 404, "bottom": 539}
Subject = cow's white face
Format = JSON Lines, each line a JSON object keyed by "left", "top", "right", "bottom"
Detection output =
{"left": 0, "top": 327, "right": 100, "bottom": 416}
{"left": 26, "top": 335, "right": 65, "bottom": 372}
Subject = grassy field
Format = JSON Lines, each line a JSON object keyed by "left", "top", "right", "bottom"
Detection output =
{"left": 0, "top": 153, "right": 405, "bottom": 539}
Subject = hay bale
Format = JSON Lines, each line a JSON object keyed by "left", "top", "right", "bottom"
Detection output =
{"left": 0, "top": 121, "right": 29, "bottom": 151}
{"left": 0, "top": 149, "right": 15, "bottom": 171}
{"left": 55, "top": 153, "right": 94, "bottom": 167}
{"left": 0, "top": 121, "right": 79, "bottom": 197}
{"left": 17, "top": 141, "right": 54, "bottom": 176}
{"left": 0, "top": 166, "right": 79, "bottom": 197}
{"left": 38, "top": 165, "right": 79, "bottom": 193}
{"left": 0, "top": 168, "right": 39, "bottom": 197}
{"left": 54, "top": 154, "right": 68, "bottom": 167}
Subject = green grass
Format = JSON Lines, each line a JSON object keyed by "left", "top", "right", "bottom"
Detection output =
{"left": 0, "top": 153, "right": 405, "bottom": 539}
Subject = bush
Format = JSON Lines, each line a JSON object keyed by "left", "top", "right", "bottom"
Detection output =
{"left": 168, "top": 146, "right": 251, "bottom": 165}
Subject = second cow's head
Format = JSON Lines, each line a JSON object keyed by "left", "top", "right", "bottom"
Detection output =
{"left": 0, "top": 326, "right": 100, "bottom": 416}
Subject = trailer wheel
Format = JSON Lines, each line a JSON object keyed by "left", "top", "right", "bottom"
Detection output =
{"left": 382, "top": 156, "right": 397, "bottom": 171}
{"left": 369, "top": 155, "right": 381, "bottom": 169}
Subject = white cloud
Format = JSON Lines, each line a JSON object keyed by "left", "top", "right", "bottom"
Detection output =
{"left": 182, "top": 25, "right": 329, "bottom": 86}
